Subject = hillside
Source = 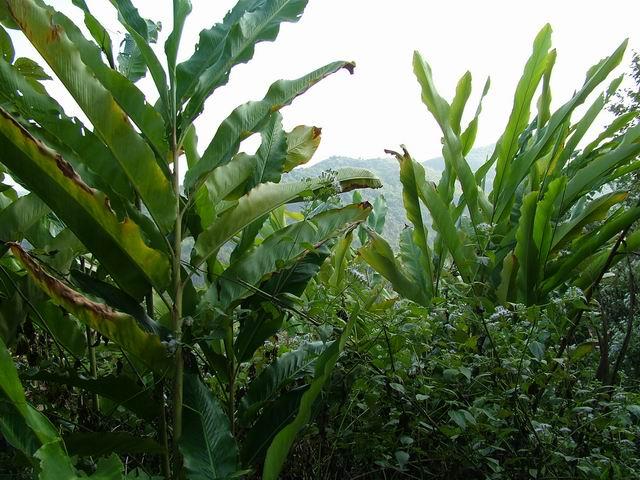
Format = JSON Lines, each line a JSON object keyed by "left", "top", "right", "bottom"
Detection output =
{"left": 287, "top": 145, "right": 495, "bottom": 246}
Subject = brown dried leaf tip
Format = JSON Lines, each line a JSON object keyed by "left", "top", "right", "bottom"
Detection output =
{"left": 8, "top": 242, "right": 119, "bottom": 320}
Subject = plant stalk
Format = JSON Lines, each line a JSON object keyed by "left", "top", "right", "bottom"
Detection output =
{"left": 85, "top": 326, "right": 99, "bottom": 409}
{"left": 147, "top": 289, "right": 171, "bottom": 480}
{"left": 171, "top": 129, "right": 184, "bottom": 479}
{"left": 609, "top": 256, "right": 637, "bottom": 385}
{"left": 224, "top": 326, "right": 236, "bottom": 435}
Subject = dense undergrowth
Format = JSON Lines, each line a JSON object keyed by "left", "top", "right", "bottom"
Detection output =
{"left": 282, "top": 276, "right": 640, "bottom": 479}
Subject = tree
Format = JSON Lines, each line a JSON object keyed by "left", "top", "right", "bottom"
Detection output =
{"left": 609, "top": 50, "right": 640, "bottom": 120}
{"left": 0, "top": 1, "right": 380, "bottom": 478}
{"left": 607, "top": 50, "right": 640, "bottom": 205}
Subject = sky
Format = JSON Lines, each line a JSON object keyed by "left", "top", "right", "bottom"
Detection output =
{"left": 9, "top": 0, "right": 640, "bottom": 163}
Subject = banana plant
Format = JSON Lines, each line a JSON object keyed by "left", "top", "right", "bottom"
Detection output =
{"left": 362, "top": 24, "right": 640, "bottom": 308}
{"left": 0, "top": 0, "right": 380, "bottom": 478}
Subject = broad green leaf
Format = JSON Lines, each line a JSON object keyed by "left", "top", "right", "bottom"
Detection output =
{"left": 7, "top": 0, "right": 175, "bottom": 231}
{"left": 0, "top": 193, "right": 49, "bottom": 244}
{"left": 359, "top": 230, "right": 425, "bottom": 304}
{"left": 575, "top": 229, "right": 640, "bottom": 290}
{"left": 192, "top": 153, "right": 256, "bottom": 231}
{"left": 232, "top": 113, "right": 289, "bottom": 258}
{"left": 0, "top": 337, "right": 58, "bottom": 442}
{"left": 10, "top": 244, "right": 170, "bottom": 371}
{"left": 418, "top": 176, "right": 474, "bottom": 282}
{"left": 491, "top": 24, "right": 552, "bottom": 206}
{"left": 542, "top": 206, "right": 640, "bottom": 294}
{"left": 90, "top": 455, "right": 125, "bottom": 480}
{"left": 450, "top": 71, "right": 472, "bottom": 135}
{"left": 396, "top": 150, "right": 434, "bottom": 299}
{"left": 536, "top": 49, "right": 556, "bottom": 130}
{"left": 32, "top": 301, "right": 86, "bottom": 358}
{"left": 242, "top": 387, "right": 306, "bottom": 467}
{"left": 48, "top": 9, "right": 168, "bottom": 158}
{"left": 582, "top": 110, "right": 639, "bottom": 156}
{"left": 448, "top": 409, "right": 468, "bottom": 429}
{"left": 413, "top": 51, "right": 450, "bottom": 130}
{"left": 284, "top": 125, "right": 321, "bottom": 171}
{"left": 529, "top": 340, "right": 545, "bottom": 361}
{"left": 328, "top": 231, "right": 353, "bottom": 291}
{"left": 71, "top": 0, "right": 115, "bottom": 68}
{"left": 555, "top": 91, "right": 606, "bottom": 172}
{"left": 33, "top": 442, "right": 78, "bottom": 480}
{"left": 180, "top": 0, "right": 309, "bottom": 126}
{"left": 398, "top": 227, "right": 431, "bottom": 306}
{"left": 184, "top": 61, "right": 354, "bottom": 192}
{"left": 494, "top": 38, "right": 628, "bottom": 221}
{"left": 165, "top": 0, "right": 192, "bottom": 84}
{"left": 533, "top": 176, "right": 566, "bottom": 273}
{"left": 462, "top": 76, "right": 490, "bottom": 157}
{"left": 193, "top": 168, "right": 380, "bottom": 266}
{"left": 367, "top": 194, "right": 388, "bottom": 234}
{"left": 183, "top": 124, "right": 200, "bottom": 168}
{"left": 497, "top": 253, "right": 517, "bottom": 303}
{"left": 240, "top": 341, "right": 326, "bottom": 423}
{"left": 110, "top": 0, "right": 168, "bottom": 108}
{"left": 552, "top": 191, "right": 628, "bottom": 252}
{"left": 0, "top": 391, "right": 39, "bottom": 459}
{"left": 262, "top": 311, "right": 357, "bottom": 480}
{"left": 0, "top": 2, "right": 18, "bottom": 29}
{"left": 250, "top": 112, "right": 288, "bottom": 188}
{"left": 515, "top": 191, "right": 539, "bottom": 305}
{"left": 27, "top": 227, "right": 85, "bottom": 274}
{"left": 175, "top": 0, "right": 264, "bottom": 103}
{"left": 234, "top": 248, "right": 328, "bottom": 362}
{"left": 37, "top": 450, "right": 125, "bottom": 479}
{"left": 0, "top": 57, "right": 134, "bottom": 201}
{"left": 570, "top": 342, "right": 596, "bottom": 361}
{"left": 217, "top": 203, "right": 372, "bottom": 309}
{"left": 563, "top": 142, "right": 640, "bottom": 210}
{"left": 0, "top": 109, "right": 170, "bottom": 298}
{"left": 0, "top": 24, "right": 14, "bottom": 62}
{"left": 70, "top": 269, "right": 168, "bottom": 338}
{"left": 180, "top": 374, "right": 239, "bottom": 480}
{"left": 116, "top": 21, "right": 159, "bottom": 84}
{"left": 36, "top": 447, "right": 125, "bottom": 479}
{"left": 13, "top": 57, "right": 50, "bottom": 80}
{"left": 413, "top": 57, "right": 488, "bottom": 225}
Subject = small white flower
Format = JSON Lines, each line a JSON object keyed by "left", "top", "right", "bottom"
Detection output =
{"left": 477, "top": 223, "right": 492, "bottom": 234}
{"left": 163, "top": 339, "right": 178, "bottom": 356}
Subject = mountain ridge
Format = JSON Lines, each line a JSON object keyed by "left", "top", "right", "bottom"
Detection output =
{"left": 287, "top": 145, "right": 495, "bottom": 246}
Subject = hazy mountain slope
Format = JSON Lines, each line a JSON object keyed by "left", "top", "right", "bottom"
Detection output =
{"left": 286, "top": 145, "right": 495, "bottom": 247}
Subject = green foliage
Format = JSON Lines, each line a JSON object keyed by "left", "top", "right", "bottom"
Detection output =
{"left": 294, "top": 280, "right": 640, "bottom": 479}
{"left": 263, "top": 311, "right": 357, "bottom": 479}
{"left": 280, "top": 24, "right": 640, "bottom": 480}
{"left": 0, "top": 1, "right": 379, "bottom": 478}
{"left": 0, "top": 3, "right": 638, "bottom": 480}
{"left": 180, "top": 374, "right": 239, "bottom": 480}
{"left": 362, "top": 25, "right": 640, "bottom": 310}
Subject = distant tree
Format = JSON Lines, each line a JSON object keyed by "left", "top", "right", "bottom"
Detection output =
{"left": 609, "top": 50, "right": 640, "bottom": 121}
{"left": 596, "top": 51, "right": 640, "bottom": 386}
{"left": 607, "top": 51, "right": 640, "bottom": 205}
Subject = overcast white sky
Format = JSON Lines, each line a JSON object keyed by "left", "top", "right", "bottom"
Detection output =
{"left": 10, "top": 0, "right": 640, "bottom": 162}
